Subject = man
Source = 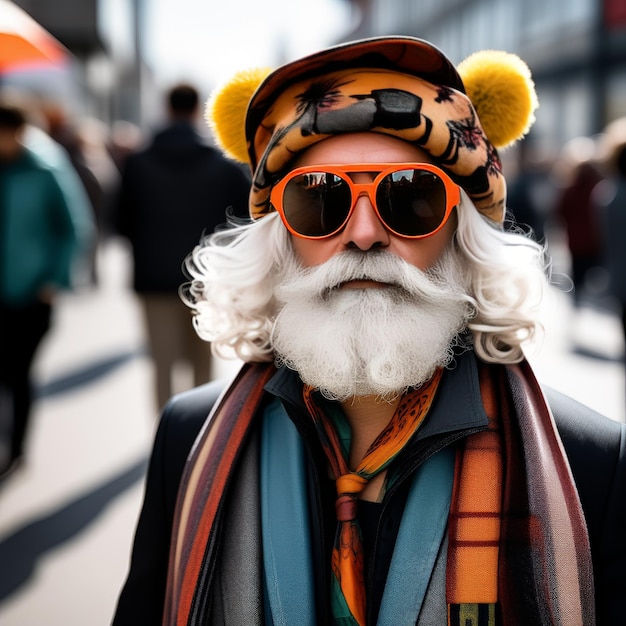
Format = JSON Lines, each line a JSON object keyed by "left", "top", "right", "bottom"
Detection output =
{"left": 596, "top": 119, "right": 626, "bottom": 352}
{"left": 114, "top": 83, "right": 250, "bottom": 409}
{"left": 553, "top": 136, "right": 604, "bottom": 307}
{"left": 113, "top": 38, "right": 625, "bottom": 625}
{"left": 0, "top": 93, "right": 94, "bottom": 479}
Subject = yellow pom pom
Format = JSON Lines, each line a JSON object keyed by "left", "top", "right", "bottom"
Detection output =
{"left": 205, "top": 67, "right": 272, "bottom": 163}
{"left": 458, "top": 50, "right": 538, "bottom": 149}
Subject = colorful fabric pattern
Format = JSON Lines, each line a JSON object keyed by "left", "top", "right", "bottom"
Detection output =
{"left": 162, "top": 362, "right": 275, "bottom": 625}
{"left": 302, "top": 368, "right": 443, "bottom": 625}
{"left": 447, "top": 362, "right": 503, "bottom": 623}
{"left": 163, "top": 359, "right": 595, "bottom": 626}
{"left": 244, "top": 40, "right": 506, "bottom": 224}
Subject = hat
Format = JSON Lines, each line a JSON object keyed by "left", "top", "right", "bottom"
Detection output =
{"left": 207, "top": 36, "right": 538, "bottom": 224}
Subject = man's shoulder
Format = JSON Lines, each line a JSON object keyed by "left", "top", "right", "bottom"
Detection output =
{"left": 545, "top": 386, "right": 625, "bottom": 515}
{"left": 544, "top": 386, "right": 624, "bottom": 453}
{"left": 160, "top": 379, "right": 229, "bottom": 442}
{"left": 156, "top": 363, "right": 277, "bottom": 458}
{"left": 544, "top": 387, "right": 626, "bottom": 564}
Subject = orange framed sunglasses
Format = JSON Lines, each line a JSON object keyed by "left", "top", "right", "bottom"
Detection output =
{"left": 269, "top": 162, "right": 460, "bottom": 240}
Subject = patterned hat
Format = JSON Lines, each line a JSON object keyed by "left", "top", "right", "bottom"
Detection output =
{"left": 207, "top": 36, "right": 538, "bottom": 224}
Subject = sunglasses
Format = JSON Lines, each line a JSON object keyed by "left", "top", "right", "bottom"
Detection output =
{"left": 269, "top": 162, "right": 460, "bottom": 240}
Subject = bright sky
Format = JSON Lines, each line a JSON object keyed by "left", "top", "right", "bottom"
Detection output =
{"left": 143, "top": 0, "right": 354, "bottom": 92}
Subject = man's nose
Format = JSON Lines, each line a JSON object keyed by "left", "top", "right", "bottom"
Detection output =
{"left": 340, "top": 193, "right": 390, "bottom": 251}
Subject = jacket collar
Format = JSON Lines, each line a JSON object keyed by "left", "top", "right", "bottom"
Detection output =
{"left": 264, "top": 347, "right": 489, "bottom": 442}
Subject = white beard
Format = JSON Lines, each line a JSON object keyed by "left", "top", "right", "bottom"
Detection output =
{"left": 271, "top": 247, "right": 473, "bottom": 401}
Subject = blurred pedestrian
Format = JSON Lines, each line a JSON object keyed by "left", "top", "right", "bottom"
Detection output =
{"left": 73, "top": 116, "right": 122, "bottom": 279}
{"left": 553, "top": 136, "right": 604, "bottom": 305}
{"left": 0, "top": 92, "right": 94, "bottom": 480}
{"left": 505, "top": 139, "right": 546, "bottom": 242}
{"left": 595, "top": 119, "right": 626, "bottom": 345}
{"left": 113, "top": 82, "right": 250, "bottom": 410}
{"left": 107, "top": 120, "right": 143, "bottom": 175}
{"left": 38, "top": 99, "right": 119, "bottom": 284}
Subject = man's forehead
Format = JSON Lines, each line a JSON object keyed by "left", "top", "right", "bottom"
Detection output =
{"left": 292, "top": 132, "right": 435, "bottom": 168}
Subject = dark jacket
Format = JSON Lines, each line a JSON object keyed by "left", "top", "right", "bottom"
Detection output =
{"left": 115, "top": 122, "right": 250, "bottom": 292}
{"left": 113, "top": 361, "right": 626, "bottom": 625}
{"left": 599, "top": 179, "right": 626, "bottom": 302}
{"left": 0, "top": 141, "right": 94, "bottom": 305}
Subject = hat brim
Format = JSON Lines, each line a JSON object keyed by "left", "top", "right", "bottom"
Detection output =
{"left": 246, "top": 36, "right": 465, "bottom": 139}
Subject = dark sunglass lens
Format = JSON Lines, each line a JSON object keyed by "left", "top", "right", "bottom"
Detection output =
{"left": 282, "top": 172, "right": 351, "bottom": 237}
{"left": 377, "top": 169, "right": 447, "bottom": 236}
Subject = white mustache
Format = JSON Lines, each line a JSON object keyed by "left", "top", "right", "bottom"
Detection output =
{"left": 275, "top": 250, "right": 463, "bottom": 304}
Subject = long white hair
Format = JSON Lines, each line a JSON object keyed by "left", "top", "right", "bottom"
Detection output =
{"left": 181, "top": 191, "right": 549, "bottom": 364}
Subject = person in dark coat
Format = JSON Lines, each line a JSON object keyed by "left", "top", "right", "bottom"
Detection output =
{"left": 114, "top": 83, "right": 250, "bottom": 409}
{"left": 553, "top": 136, "right": 604, "bottom": 306}
{"left": 596, "top": 120, "right": 626, "bottom": 346}
{"left": 0, "top": 94, "right": 94, "bottom": 480}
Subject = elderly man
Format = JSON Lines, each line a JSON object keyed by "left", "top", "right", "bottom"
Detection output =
{"left": 113, "top": 37, "right": 626, "bottom": 626}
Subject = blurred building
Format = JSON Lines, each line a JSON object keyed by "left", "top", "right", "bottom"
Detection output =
{"left": 12, "top": 0, "right": 626, "bottom": 159}
{"left": 343, "top": 0, "right": 626, "bottom": 157}
{"left": 11, "top": 0, "right": 153, "bottom": 126}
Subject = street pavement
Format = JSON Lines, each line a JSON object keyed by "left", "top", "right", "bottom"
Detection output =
{"left": 0, "top": 237, "right": 624, "bottom": 626}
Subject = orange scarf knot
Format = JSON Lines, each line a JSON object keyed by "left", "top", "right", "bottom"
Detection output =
{"left": 336, "top": 473, "right": 368, "bottom": 522}
{"left": 336, "top": 472, "right": 368, "bottom": 495}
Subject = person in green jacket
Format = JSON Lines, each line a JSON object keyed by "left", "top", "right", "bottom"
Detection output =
{"left": 0, "top": 92, "right": 94, "bottom": 480}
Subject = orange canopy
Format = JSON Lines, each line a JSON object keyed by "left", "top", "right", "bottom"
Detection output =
{"left": 0, "top": 0, "right": 69, "bottom": 73}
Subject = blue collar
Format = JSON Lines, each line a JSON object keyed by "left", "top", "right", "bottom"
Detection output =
{"left": 260, "top": 385, "right": 459, "bottom": 625}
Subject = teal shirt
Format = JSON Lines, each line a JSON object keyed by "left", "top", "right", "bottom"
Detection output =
{"left": 0, "top": 136, "right": 94, "bottom": 306}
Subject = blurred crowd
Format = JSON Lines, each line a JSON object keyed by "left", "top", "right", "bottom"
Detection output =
{"left": 505, "top": 122, "right": 626, "bottom": 332}
{"left": 0, "top": 82, "right": 250, "bottom": 480}
{"left": 2, "top": 78, "right": 626, "bottom": 480}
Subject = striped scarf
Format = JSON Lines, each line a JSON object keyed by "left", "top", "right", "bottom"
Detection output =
{"left": 163, "top": 360, "right": 595, "bottom": 625}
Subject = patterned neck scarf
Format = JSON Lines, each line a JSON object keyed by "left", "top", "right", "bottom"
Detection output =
{"left": 302, "top": 368, "right": 443, "bottom": 626}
